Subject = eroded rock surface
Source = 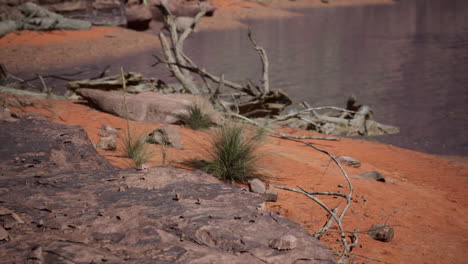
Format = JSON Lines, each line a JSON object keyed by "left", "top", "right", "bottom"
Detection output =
{"left": 0, "top": 118, "right": 335, "bottom": 263}
{"left": 76, "top": 88, "right": 224, "bottom": 125}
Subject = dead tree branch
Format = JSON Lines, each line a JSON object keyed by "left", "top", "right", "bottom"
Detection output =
{"left": 151, "top": 0, "right": 399, "bottom": 140}
{"left": 271, "top": 141, "right": 355, "bottom": 264}
{"left": 228, "top": 112, "right": 339, "bottom": 141}
{"left": 247, "top": 29, "right": 269, "bottom": 94}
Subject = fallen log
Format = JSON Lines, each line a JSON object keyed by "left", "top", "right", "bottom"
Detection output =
{"left": 67, "top": 72, "right": 165, "bottom": 94}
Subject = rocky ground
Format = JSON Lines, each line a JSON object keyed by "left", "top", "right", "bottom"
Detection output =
{"left": 1, "top": 0, "right": 468, "bottom": 263}
{"left": 0, "top": 116, "right": 336, "bottom": 263}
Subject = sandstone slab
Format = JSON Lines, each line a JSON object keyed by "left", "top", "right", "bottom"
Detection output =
{"left": 0, "top": 118, "right": 336, "bottom": 263}
{"left": 76, "top": 88, "right": 223, "bottom": 125}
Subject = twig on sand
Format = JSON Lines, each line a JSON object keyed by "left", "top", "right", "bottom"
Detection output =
{"left": 271, "top": 141, "right": 355, "bottom": 264}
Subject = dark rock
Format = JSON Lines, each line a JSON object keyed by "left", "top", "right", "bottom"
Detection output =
{"left": 249, "top": 178, "right": 266, "bottom": 194}
{"left": 0, "top": 119, "right": 335, "bottom": 263}
{"left": 355, "top": 171, "right": 386, "bottom": 182}
{"left": 125, "top": 2, "right": 153, "bottom": 30}
{"left": 368, "top": 224, "right": 394, "bottom": 242}
{"left": 264, "top": 189, "right": 278, "bottom": 202}
{"left": 146, "top": 125, "right": 184, "bottom": 149}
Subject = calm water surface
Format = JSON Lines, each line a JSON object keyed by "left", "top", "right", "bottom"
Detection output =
{"left": 27, "top": 0, "right": 468, "bottom": 156}
{"left": 183, "top": 0, "right": 468, "bottom": 156}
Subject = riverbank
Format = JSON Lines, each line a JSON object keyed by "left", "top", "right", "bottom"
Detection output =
{"left": 3, "top": 95, "right": 466, "bottom": 264}
{"left": 2, "top": 0, "right": 468, "bottom": 263}
{"left": 0, "top": 0, "right": 394, "bottom": 74}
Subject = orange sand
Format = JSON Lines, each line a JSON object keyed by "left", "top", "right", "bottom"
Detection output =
{"left": 2, "top": 0, "right": 467, "bottom": 263}
{"left": 0, "top": 27, "right": 119, "bottom": 47}
{"left": 9, "top": 98, "right": 468, "bottom": 264}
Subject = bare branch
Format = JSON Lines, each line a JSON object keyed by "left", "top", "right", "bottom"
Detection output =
{"left": 248, "top": 29, "right": 269, "bottom": 94}
{"left": 227, "top": 112, "right": 340, "bottom": 141}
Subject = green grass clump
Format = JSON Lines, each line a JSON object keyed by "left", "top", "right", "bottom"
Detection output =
{"left": 122, "top": 130, "right": 152, "bottom": 168}
{"left": 182, "top": 104, "right": 213, "bottom": 130}
{"left": 202, "top": 123, "right": 264, "bottom": 182}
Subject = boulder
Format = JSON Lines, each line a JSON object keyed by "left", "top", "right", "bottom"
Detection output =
{"left": 125, "top": 2, "right": 153, "bottom": 30}
{"left": 98, "top": 124, "right": 119, "bottom": 138}
{"left": 264, "top": 189, "right": 278, "bottom": 202}
{"left": 0, "top": 118, "right": 335, "bottom": 263}
{"left": 146, "top": 125, "right": 184, "bottom": 149}
{"left": 96, "top": 136, "right": 117, "bottom": 151}
{"left": 76, "top": 89, "right": 223, "bottom": 125}
{"left": 249, "top": 178, "right": 266, "bottom": 194}
{"left": 355, "top": 171, "right": 386, "bottom": 182}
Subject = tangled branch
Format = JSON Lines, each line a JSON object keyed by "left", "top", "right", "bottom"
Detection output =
{"left": 271, "top": 141, "right": 357, "bottom": 263}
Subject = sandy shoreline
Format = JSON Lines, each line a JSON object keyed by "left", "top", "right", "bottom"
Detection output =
{"left": 2, "top": 1, "right": 468, "bottom": 263}
{"left": 2, "top": 95, "right": 465, "bottom": 264}
{"left": 0, "top": 0, "right": 394, "bottom": 74}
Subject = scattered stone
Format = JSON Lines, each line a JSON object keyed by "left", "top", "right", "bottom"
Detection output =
{"left": 96, "top": 136, "right": 117, "bottom": 151}
{"left": 98, "top": 124, "right": 119, "bottom": 138}
{"left": 174, "top": 16, "right": 198, "bottom": 33}
{"left": 270, "top": 235, "right": 297, "bottom": 250}
{"left": 0, "top": 107, "right": 17, "bottom": 122}
{"left": 28, "top": 246, "right": 43, "bottom": 261}
{"left": 136, "top": 163, "right": 149, "bottom": 170}
{"left": 0, "top": 207, "right": 24, "bottom": 224}
{"left": 96, "top": 124, "right": 118, "bottom": 151}
{"left": 146, "top": 125, "right": 184, "bottom": 149}
{"left": 248, "top": 178, "right": 266, "bottom": 194}
{"left": 264, "top": 189, "right": 278, "bottom": 202}
{"left": 368, "top": 224, "right": 394, "bottom": 242}
{"left": 0, "top": 226, "right": 9, "bottom": 241}
{"left": 337, "top": 156, "right": 361, "bottom": 168}
{"left": 355, "top": 171, "right": 386, "bottom": 182}
{"left": 118, "top": 186, "right": 125, "bottom": 192}
{"left": 337, "top": 184, "right": 344, "bottom": 188}
{"left": 125, "top": 0, "right": 153, "bottom": 30}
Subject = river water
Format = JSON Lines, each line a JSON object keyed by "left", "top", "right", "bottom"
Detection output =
{"left": 180, "top": 0, "right": 468, "bottom": 156}
{"left": 27, "top": 0, "right": 468, "bottom": 156}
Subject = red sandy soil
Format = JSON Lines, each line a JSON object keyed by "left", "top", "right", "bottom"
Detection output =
{"left": 0, "top": 0, "right": 394, "bottom": 73}
{"left": 5, "top": 97, "right": 467, "bottom": 264}
{"left": 1, "top": 0, "right": 468, "bottom": 263}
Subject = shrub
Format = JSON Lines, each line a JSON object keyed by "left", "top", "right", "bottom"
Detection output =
{"left": 202, "top": 123, "right": 264, "bottom": 182}
{"left": 182, "top": 104, "right": 213, "bottom": 130}
{"left": 121, "top": 130, "right": 152, "bottom": 167}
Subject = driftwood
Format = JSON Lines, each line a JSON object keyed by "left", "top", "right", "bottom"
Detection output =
{"left": 67, "top": 72, "right": 166, "bottom": 94}
{"left": 0, "top": 2, "right": 91, "bottom": 37}
{"left": 272, "top": 142, "right": 358, "bottom": 264}
{"left": 272, "top": 98, "right": 399, "bottom": 137}
{"left": 154, "top": 0, "right": 292, "bottom": 118}
{"left": 151, "top": 0, "right": 398, "bottom": 139}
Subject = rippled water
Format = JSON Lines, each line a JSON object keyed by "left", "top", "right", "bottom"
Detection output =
{"left": 24, "top": 0, "right": 468, "bottom": 156}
